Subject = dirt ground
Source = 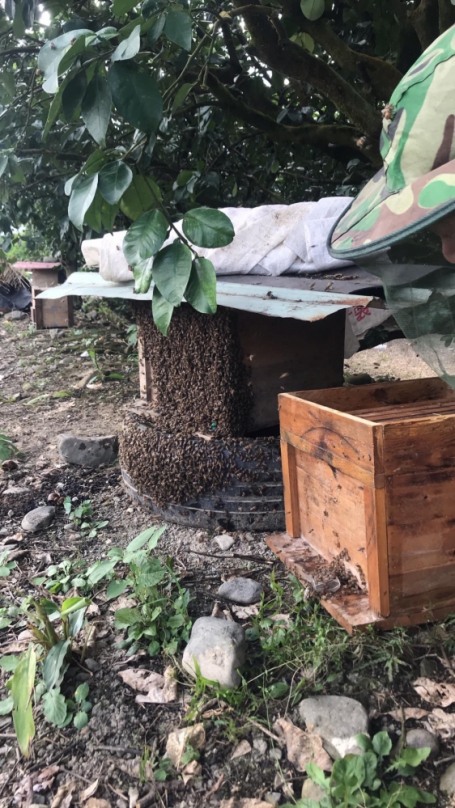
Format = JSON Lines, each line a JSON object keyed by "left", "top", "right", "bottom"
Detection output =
{"left": 1, "top": 308, "right": 454, "bottom": 808}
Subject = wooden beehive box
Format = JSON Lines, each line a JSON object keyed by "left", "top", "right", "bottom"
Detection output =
{"left": 267, "top": 377, "right": 455, "bottom": 631}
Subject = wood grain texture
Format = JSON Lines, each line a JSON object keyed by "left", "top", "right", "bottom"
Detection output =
{"left": 281, "top": 428, "right": 376, "bottom": 485}
{"left": 293, "top": 378, "right": 451, "bottom": 413}
{"left": 383, "top": 418, "right": 455, "bottom": 474}
{"left": 280, "top": 441, "right": 300, "bottom": 538}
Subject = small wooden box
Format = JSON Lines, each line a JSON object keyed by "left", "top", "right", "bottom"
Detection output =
{"left": 267, "top": 378, "right": 455, "bottom": 631}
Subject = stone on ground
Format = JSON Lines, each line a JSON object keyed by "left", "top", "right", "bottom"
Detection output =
{"left": 218, "top": 577, "right": 263, "bottom": 605}
{"left": 4, "top": 310, "right": 26, "bottom": 321}
{"left": 21, "top": 505, "right": 55, "bottom": 533}
{"left": 440, "top": 762, "right": 455, "bottom": 795}
{"left": 182, "top": 616, "right": 246, "bottom": 688}
{"left": 57, "top": 433, "right": 118, "bottom": 467}
{"left": 301, "top": 779, "right": 326, "bottom": 801}
{"left": 298, "top": 695, "right": 369, "bottom": 759}
{"left": 406, "top": 728, "right": 439, "bottom": 758}
{"left": 215, "top": 534, "right": 235, "bottom": 551}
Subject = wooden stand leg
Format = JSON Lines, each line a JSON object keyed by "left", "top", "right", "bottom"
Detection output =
{"left": 280, "top": 440, "right": 301, "bottom": 538}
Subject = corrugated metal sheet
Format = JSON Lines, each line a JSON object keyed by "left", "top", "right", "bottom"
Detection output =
{"left": 37, "top": 272, "right": 374, "bottom": 322}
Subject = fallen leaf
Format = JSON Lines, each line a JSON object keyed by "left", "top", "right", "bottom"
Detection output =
{"left": 230, "top": 605, "right": 259, "bottom": 620}
{"left": 387, "top": 708, "right": 429, "bottom": 721}
{"left": 128, "top": 788, "right": 138, "bottom": 808}
{"left": 274, "top": 717, "right": 332, "bottom": 772}
{"left": 166, "top": 723, "right": 206, "bottom": 769}
{"left": 85, "top": 800, "right": 111, "bottom": 808}
{"left": 413, "top": 677, "right": 455, "bottom": 707}
{"left": 109, "top": 596, "right": 137, "bottom": 613}
{"left": 425, "top": 708, "right": 455, "bottom": 737}
{"left": 34, "top": 765, "right": 60, "bottom": 792}
{"left": 80, "top": 780, "right": 99, "bottom": 802}
{"left": 117, "top": 758, "right": 153, "bottom": 780}
{"left": 230, "top": 739, "right": 252, "bottom": 760}
{"left": 86, "top": 603, "right": 101, "bottom": 617}
{"left": 119, "top": 666, "right": 177, "bottom": 704}
{"left": 51, "top": 781, "right": 77, "bottom": 808}
{"left": 182, "top": 759, "right": 202, "bottom": 785}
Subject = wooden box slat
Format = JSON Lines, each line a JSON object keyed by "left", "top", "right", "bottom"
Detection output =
{"left": 272, "top": 377, "right": 455, "bottom": 630}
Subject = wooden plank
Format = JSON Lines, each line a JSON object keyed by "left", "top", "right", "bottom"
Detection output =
{"left": 352, "top": 399, "right": 455, "bottom": 423}
{"left": 279, "top": 394, "right": 376, "bottom": 473}
{"left": 281, "top": 428, "right": 377, "bottom": 485}
{"left": 293, "top": 378, "right": 451, "bottom": 413}
{"left": 364, "top": 484, "right": 390, "bottom": 615}
{"left": 296, "top": 465, "right": 368, "bottom": 583}
{"left": 237, "top": 309, "right": 345, "bottom": 429}
{"left": 280, "top": 441, "right": 300, "bottom": 538}
{"left": 383, "top": 417, "right": 455, "bottom": 474}
{"left": 388, "top": 520, "right": 455, "bottom": 574}
{"left": 389, "top": 562, "right": 455, "bottom": 607}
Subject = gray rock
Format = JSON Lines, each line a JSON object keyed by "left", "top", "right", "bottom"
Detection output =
{"left": 215, "top": 534, "right": 235, "bottom": 552}
{"left": 218, "top": 577, "right": 263, "bottom": 605}
{"left": 4, "top": 310, "right": 26, "bottom": 321}
{"left": 253, "top": 737, "right": 268, "bottom": 755}
{"left": 299, "top": 695, "right": 369, "bottom": 759}
{"left": 301, "top": 779, "right": 326, "bottom": 801}
{"left": 21, "top": 505, "right": 55, "bottom": 533}
{"left": 57, "top": 433, "right": 118, "bottom": 468}
{"left": 440, "top": 762, "right": 455, "bottom": 795}
{"left": 182, "top": 616, "right": 246, "bottom": 689}
{"left": 264, "top": 794, "right": 281, "bottom": 806}
{"left": 406, "top": 728, "right": 439, "bottom": 758}
{"left": 269, "top": 747, "right": 282, "bottom": 761}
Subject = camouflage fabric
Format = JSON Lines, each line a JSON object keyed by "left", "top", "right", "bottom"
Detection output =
{"left": 329, "top": 25, "right": 455, "bottom": 260}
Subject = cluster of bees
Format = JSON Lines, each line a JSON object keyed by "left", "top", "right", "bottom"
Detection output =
{"left": 119, "top": 305, "right": 280, "bottom": 508}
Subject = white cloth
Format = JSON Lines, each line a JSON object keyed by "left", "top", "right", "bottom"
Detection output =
{"left": 81, "top": 197, "right": 354, "bottom": 282}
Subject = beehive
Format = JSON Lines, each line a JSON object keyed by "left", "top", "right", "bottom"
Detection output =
{"left": 267, "top": 377, "right": 455, "bottom": 631}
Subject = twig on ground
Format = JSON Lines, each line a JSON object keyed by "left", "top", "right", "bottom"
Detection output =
{"left": 189, "top": 549, "right": 274, "bottom": 563}
{"left": 246, "top": 718, "right": 282, "bottom": 743}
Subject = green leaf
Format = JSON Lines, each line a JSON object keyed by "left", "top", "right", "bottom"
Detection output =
{"left": 164, "top": 10, "right": 192, "bottom": 51}
{"left": 152, "top": 286, "right": 174, "bottom": 335}
{"left": 109, "top": 62, "right": 162, "bottom": 133}
{"left": 123, "top": 209, "right": 168, "bottom": 267}
{"left": 82, "top": 75, "right": 112, "bottom": 147}
{"left": 38, "top": 30, "right": 93, "bottom": 94}
{"left": 267, "top": 681, "right": 289, "bottom": 699}
{"left": 74, "top": 710, "right": 89, "bottom": 730}
{"left": 99, "top": 161, "right": 133, "bottom": 204}
{"left": 84, "top": 150, "right": 109, "bottom": 176}
{"left": 0, "top": 696, "right": 13, "bottom": 715}
{"left": 43, "top": 689, "right": 68, "bottom": 726}
{"left": 182, "top": 208, "right": 234, "bottom": 248}
{"left": 147, "top": 13, "right": 166, "bottom": 45}
{"left": 306, "top": 761, "right": 329, "bottom": 790}
{"left": 62, "top": 70, "right": 87, "bottom": 120}
{"left": 113, "top": 0, "right": 139, "bottom": 15}
{"left": 101, "top": 198, "right": 119, "bottom": 231}
{"left": 114, "top": 607, "right": 142, "bottom": 628}
{"left": 133, "top": 260, "right": 153, "bottom": 293}
{"left": 148, "top": 640, "right": 160, "bottom": 656}
{"left": 13, "top": 1, "right": 26, "bottom": 38}
{"left": 106, "top": 579, "right": 128, "bottom": 600}
{"left": 86, "top": 559, "right": 117, "bottom": 585}
{"left": 11, "top": 645, "right": 36, "bottom": 757}
{"left": 42, "top": 639, "right": 70, "bottom": 691}
{"left": 290, "top": 31, "right": 315, "bottom": 52}
{"left": 185, "top": 257, "right": 217, "bottom": 314}
{"left": 152, "top": 242, "right": 192, "bottom": 306}
{"left": 172, "top": 82, "right": 193, "bottom": 114}
{"left": 75, "top": 682, "right": 89, "bottom": 703}
{"left": 125, "top": 525, "right": 163, "bottom": 555}
{"left": 0, "top": 617, "right": 13, "bottom": 629}
{"left": 60, "top": 597, "right": 91, "bottom": 616}
{"left": 372, "top": 731, "right": 392, "bottom": 758}
{"left": 85, "top": 191, "right": 103, "bottom": 232}
{"left": 120, "top": 173, "right": 161, "bottom": 219}
{"left": 111, "top": 24, "right": 141, "bottom": 61}
{"left": 0, "top": 655, "right": 20, "bottom": 672}
{"left": 69, "top": 173, "right": 99, "bottom": 230}
{"left": 355, "top": 733, "right": 372, "bottom": 752}
{"left": 0, "top": 156, "right": 8, "bottom": 179}
{"left": 300, "top": 0, "right": 325, "bottom": 21}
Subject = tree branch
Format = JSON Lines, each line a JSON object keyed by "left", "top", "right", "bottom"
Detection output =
{"left": 409, "top": 0, "right": 440, "bottom": 48}
{"left": 232, "top": 0, "right": 382, "bottom": 138}
{"left": 0, "top": 46, "right": 39, "bottom": 57}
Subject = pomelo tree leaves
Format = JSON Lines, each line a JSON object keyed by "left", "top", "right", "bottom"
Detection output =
{"left": 81, "top": 75, "right": 112, "bottom": 147}
{"left": 164, "top": 10, "right": 192, "bottom": 51}
{"left": 108, "top": 62, "right": 162, "bottom": 133}
{"left": 68, "top": 173, "right": 99, "bottom": 230}
{"left": 152, "top": 242, "right": 192, "bottom": 306}
{"left": 300, "top": 0, "right": 325, "bottom": 21}
{"left": 120, "top": 173, "right": 161, "bottom": 220}
{"left": 133, "top": 259, "right": 154, "bottom": 294}
{"left": 62, "top": 70, "right": 87, "bottom": 120}
{"left": 38, "top": 29, "right": 92, "bottom": 94}
{"left": 182, "top": 207, "right": 235, "bottom": 248}
{"left": 113, "top": 0, "right": 139, "bottom": 15}
{"left": 123, "top": 209, "right": 168, "bottom": 266}
{"left": 99, "top": 161, "right": 133, "bottom": 204}
{"left": 111, "top": 25, "right": 141, "bottom": 62}
{"left": 152, "top": 286, "right": 174, "bottom": 336}
{"left": 172, "top": 82, "right": 193, "bottom": 114}
{"left": 184, "top": 257, "right": 217, "bottom": 314}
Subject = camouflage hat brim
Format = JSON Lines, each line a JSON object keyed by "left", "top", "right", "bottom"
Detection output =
{"left": 328, "top": 157, "right": 455, "bottom": 260}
